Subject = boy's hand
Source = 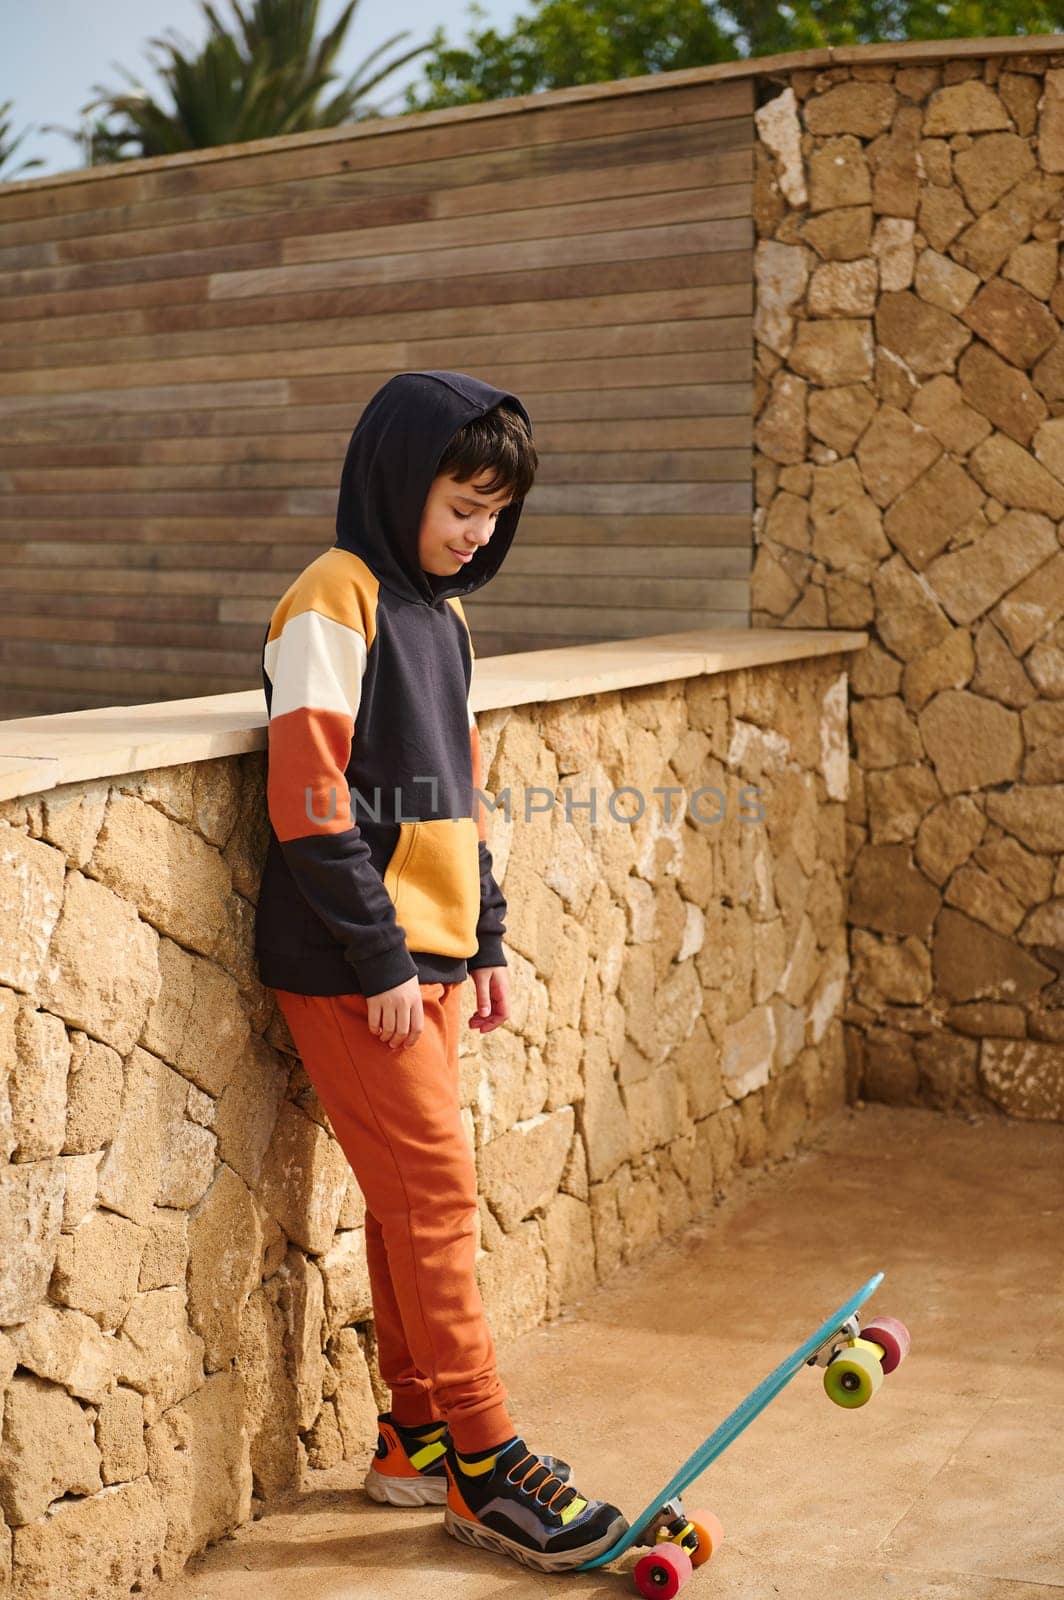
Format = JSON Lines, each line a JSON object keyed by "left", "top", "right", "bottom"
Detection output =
{"left": 468, "top": 966, "right": 509, "bottom": 1033}
{"left": 367, "top": 975, "right": 424, "bottom": 1050}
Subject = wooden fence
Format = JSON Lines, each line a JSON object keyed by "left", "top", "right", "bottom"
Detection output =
{"left": 0, "top": 75, "right": 755, "bottom": 713}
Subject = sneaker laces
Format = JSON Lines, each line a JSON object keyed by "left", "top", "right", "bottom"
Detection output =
{"left": 504, "top": 1449, "right": 579, "bottom": 1516}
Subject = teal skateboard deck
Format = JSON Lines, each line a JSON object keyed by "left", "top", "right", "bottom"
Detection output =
{"left": 577, "top": 1271, "right": 906, "bottom": 1585}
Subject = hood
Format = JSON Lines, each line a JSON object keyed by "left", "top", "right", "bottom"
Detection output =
{"left": 332, "top": 369, "right": 533, "bottom": 607}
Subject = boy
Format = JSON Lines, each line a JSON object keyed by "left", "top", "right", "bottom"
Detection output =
{"left": 254, "top": 370, "right": 628, "bottom": 1572}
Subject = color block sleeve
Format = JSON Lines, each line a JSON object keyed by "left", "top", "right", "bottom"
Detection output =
{"left": 264, "top": 605, "right": 419, "bottom": 997}
{"left": 467, "top": 689, "right": 508, "bottom": 973}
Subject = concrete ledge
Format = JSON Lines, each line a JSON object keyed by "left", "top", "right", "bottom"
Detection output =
{"left": 0, "top": 628, "right": 867, "bottom": 803}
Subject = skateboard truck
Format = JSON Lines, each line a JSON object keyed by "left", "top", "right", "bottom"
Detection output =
{"left": 805, "top": 1312, "right": 862, "bottom": 1368}
{"left": 633, "top": 1499, "right": 699, "bottom": 1554}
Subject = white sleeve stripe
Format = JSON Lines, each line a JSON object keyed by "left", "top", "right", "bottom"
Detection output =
{"left": 264, "top": 609, "right": 368, "bottom": 722}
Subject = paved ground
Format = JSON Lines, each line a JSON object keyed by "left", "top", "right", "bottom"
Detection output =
{"left": 160, "top": 1103, "right": 1064, "bottom": 1600}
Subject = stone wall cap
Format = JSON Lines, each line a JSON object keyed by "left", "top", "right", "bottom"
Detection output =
{"left": 0, "top": 627, "right": 867, "bottom": 802}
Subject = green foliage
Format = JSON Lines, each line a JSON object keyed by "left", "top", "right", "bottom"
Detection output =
{"left": 402, "top": 0, "right": 1064, "bottom": 112}
{"left": 43, "top": 0, "right": 435, "bottom": 163}
{"left": 0, "top": 100, "right": 45, "bottom": 182}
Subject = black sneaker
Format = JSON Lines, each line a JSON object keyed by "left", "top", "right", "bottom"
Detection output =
{"left": 442, "top": 1435, "right": 628, "bottom": 1572}
{"left": 364, "top": 1412, "right": 571, "bottom": 1509}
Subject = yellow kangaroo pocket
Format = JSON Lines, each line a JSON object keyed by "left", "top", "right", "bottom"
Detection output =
{"left": 382, "top": 816, "right": 481, "bottom": 958}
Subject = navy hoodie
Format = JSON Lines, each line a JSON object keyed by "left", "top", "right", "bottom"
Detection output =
{"left": 253, "top": 370, "right": 532, "bottom": 996}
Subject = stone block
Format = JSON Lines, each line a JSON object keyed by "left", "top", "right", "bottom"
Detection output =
{"left": 0, "top": 1373, "right": 101, "bottom": 1526}
{"left": 788, "top": 319, "right": 874, "bottom": 385}
{"left": 923, "top": 81, "right": 1012, "bottom": 135}
{"left": 0, "top": 824, "right": 65, "bottom": 993}
{"left": 475, "top": 1220, "right": 547, "bottom": 1345}
{"left": 0, "top": 1159, "right": 64, "bottom": 1327}
{"left": 477, "top": 1107, "right": 575, "bottom": 1233}
{"left": 113, "top": 1287, "right": 206, "bottom": 1409}
{"left": 876, "top": 290, "right": 972, "bottom": 377}
{"left": 10, "top": 1476, "right": 166, "bottom": 1599}
{"left": 981, "top": 1037, "right": 1064, "bottom": 1118}
{"left": 96, "top": 1048, "right": 188, "bottom": 1228}
{"left": 8, "top": 1304, "right": 113, "bottom": 1404}
{"left": 258, "top": 1102, "right": 348, "bottom": 1257}
{"left": 141, "top": 939, "right": 250, "bottom": 1098}
{"left": 7, "top": 1003, "right": 68, "bottom": 1163}
{"left": 64, "top": 1033, "right": 123, "bottom": 1156}
{"left": 96, "top": 1385, "right": 148, "bottom": 1485}
{"left": 38, "top": 871, "right": 159, "bottom": 1056}
{"left": 145, "top": 1369, "right": 252, "bottom": 1579}
{"left": 969, "top": 432, "right": 1064, "bottom": 519}
{"left": 89, "top": 792, "right": 232, "bottom": 958}
{"left": 188, "top": 1164, "right": 262, "bottom": 1372}
{"left": 808, "top": 136, "right": 871, "bottom": 212}
{"left": 320, "top": 1228, "right": 372, "bottom": 1332}
{"left": 280, "top": 1250, "right": 325, "bottom": 1432}
{"left": 51, "top": 1208, "right": 147, "bottom": 1333}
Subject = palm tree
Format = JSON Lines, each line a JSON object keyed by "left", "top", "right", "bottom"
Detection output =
{"left": 0, "top": 100, "right": 45, "bottom": 181}
{"left": 43, "top": 0, "right": 433, "bottom": 164}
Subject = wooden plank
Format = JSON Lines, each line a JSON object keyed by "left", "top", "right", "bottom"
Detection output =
{"left": 0, "top": 503, "right": 752, "bottom": 542}
{"left": 503, "top": 546, "right": 752, "bottom": 578}
{"left": 0, "top": 638, "right": 258, "bottom": 676}
{"left": 0, "top": 313, "right": 752, "bottom": 399}
{"left": 462, "top": 602, "right": 747, "bottom": 635}
{"left": 0, "top": 592, "right": 220, "bottom": 619}
{"left": 0, "top": 178, "right": 749, "bottom": 302}
{"left": 468, "top": 622, "right": 750, "bottom": 657}
{"left": 0, "top": 380, "right": 754, "bottom": 444}
{"left": 0, "top": 245, "right": 752, "bottom": 329}
{"left": 210, "top": 218, "right": 752, "bottom": 304}
{"left": 282, "top": 182, "right": 751, "bottom": 269}
{"left": 6, "top": 440, "right": 751, "bottom": 493}
{"left": 0, "top": 281, "right": 753, "bottom": 371}
{"left": 0, "top": 516, "right": 751, "bottom": 557}
{"left": 0, "top": 566, "right": 298, "bottom": 596}
{"left": 0, "top": 116, "right": 751, "bottom": 252}
{"left": 0, "top": 78, "right": 752, "bottom": 221}
{"left": 2, "top": 438, "right": 745, "bottom": 505}
{"left": 0, "top": 351, "right": 751, "bottom": 418}
{"left": 0, "top": 659, "right": 257, "bottom": 695}
{"left": 0, "top": 413, "right": 751, "bottom": 469}
{"left": 0, "top": 615, "right": 270, "bottom": 653}
{"left": 522, "top": 514, "right": 751, "bottom": 543}
{"left": 288, "top": 351, "right": 752, "bottom": 405}
{"left": 468, "top": 575, "right": 749, "bottom": 607}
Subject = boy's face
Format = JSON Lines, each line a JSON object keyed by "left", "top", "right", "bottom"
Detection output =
{"left": 417, "top": 471, "right": 513, "bottom": 577}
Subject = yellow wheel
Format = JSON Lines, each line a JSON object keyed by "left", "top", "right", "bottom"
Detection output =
{"left": 824, "top": 1343, "right": 884, "bottom": 1408}
{"left": 685, "top": 1509, "right": 724, "bottom": 1568}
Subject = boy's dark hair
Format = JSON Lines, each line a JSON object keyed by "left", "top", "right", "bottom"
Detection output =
{"left": 435, "top": 401, "right": 538, "bottom": 503}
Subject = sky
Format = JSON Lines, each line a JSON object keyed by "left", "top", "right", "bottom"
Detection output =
{"left": 3, "top": 0, "right": 526, "bottom": 179}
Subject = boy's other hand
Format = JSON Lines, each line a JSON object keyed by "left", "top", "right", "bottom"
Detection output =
{"left": 468, "top": 966, "right": 509, "bottom": 1033}
{"left": 366, "top": 976, "right": 424, "bottom": 1050}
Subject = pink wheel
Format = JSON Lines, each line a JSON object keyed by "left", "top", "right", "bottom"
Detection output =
{"left": 633, "top": 1542, "right": 693, "bottom": 1598}
{"left": 863, "top": 1316, "right": 911, "bottom": 1375}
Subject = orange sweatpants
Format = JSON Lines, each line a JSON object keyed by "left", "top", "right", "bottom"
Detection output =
{"left": 271, "top": 980, "right": 516, "bottom": 1453}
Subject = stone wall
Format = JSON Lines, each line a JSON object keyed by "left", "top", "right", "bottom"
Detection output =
{"left": 0, "top": 655, "right": 851, "bottom": 1598}
{"left": 751, "top": 52, "right": 1064, "bottom": 1120}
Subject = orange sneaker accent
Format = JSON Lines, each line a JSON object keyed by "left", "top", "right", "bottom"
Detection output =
{"left": 444, "top": 1462, "right": 481, "bottom": 1523}
{"left": 375, "top": 1422, "right": 423, "bottom": 1480}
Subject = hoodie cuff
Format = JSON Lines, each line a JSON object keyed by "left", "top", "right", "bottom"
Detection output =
{"left": 351, "top": 943, "right": 420, "bottom": 997}
{"left": 467, "top": 935, "right": 507, "bottom": 971}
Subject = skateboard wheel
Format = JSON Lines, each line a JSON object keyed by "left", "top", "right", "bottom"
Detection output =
{"left": 862, "top": 1316, "right": 910, "bottom": 1375}
{"left": 686, "top": 1509, "right": 724, "bottom": 1568}
{"left": 824, "top": 1344, "right": 884, "bottom": 1408}
{"left": 633, "top": 1543, "right": 693, "bottom": 1597}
